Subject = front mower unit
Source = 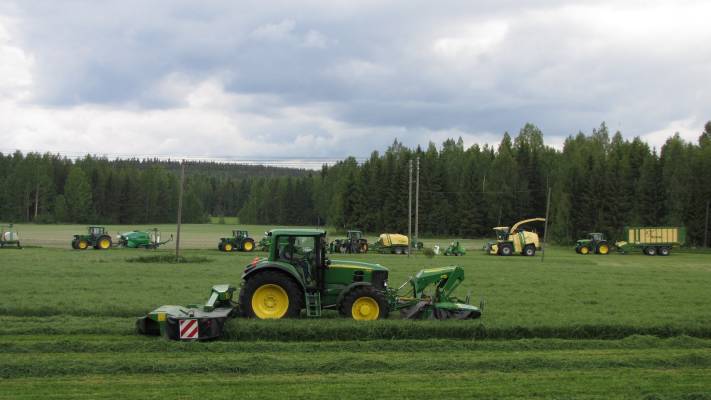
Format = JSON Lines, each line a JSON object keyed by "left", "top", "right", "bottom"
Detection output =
{"left": 136, "top": 284, "right": 236, "bottom": 340}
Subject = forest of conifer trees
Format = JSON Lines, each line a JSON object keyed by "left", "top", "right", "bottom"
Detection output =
{"left": 1, "top": 121, "right": 710, "bottom": 245}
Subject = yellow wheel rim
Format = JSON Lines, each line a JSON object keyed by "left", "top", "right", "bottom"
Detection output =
{"left": 599, "top": 244, "right": 609, "bottom": 255}
{"left": 252, "top": 284, "right": 289, "bottom": 319}
{"left": 99, "top": 239, "right": 110, "bottom": 249}
{"left": 351, "top": 297, "right": 380, "bottom": 321}
{"left": 79, "top": 240, "right": 88, "bottom": 250}
{"left": 224, "top": 243, "right": 233, "bottom": 252}
{"left": 244, "top": 241, "right": 253, "bottom": 251}
{"left": 580, "top": 247, "right": 589, "bottom": 255}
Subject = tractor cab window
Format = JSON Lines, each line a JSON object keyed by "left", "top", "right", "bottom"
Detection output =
{"left": 89, "top": 227, "right": 103, "bottom": 236}
{"left": 590, "top": 233, "right": 603, "bottom": 241}
{"left": 277, "top": 236, "right": 316, "bottom": 282}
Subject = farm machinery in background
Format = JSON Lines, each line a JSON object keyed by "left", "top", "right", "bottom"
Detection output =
{"left": 0, "top": 224, "right": 21, "bottom": 249}
{"left": 329, "top": 230, "right": 368, "bottom": 253}
{"left": 71, "top": 226, "right": 172, "bottom": 250}
{"left": 615, "top": 226, "right": 684, "bottom": 256}
{"left": 575, "top": 233, "right": 610, "bottom": 255}
{"left": 371, "top": 233, "right": 411, "bottom": 254}
{"left": 435, "top": 241, "right": 466, "bottom": 256}
{"left": 257, "top": 233, "right": 271, "bottom": 251}
{"left": 485, "top": 218, "right": 545, "bottom": 256}
{"left": 71, "top": 226, "right": 113, "bottom": 250}
{"left": 137, "top": 228, "right": 483, "bottom": 340}
{"left": 218, "top": 229, "right": 256, "bottom": 252}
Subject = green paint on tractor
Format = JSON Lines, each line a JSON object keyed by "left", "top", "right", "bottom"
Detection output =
{"left": 137, "top": 228, "right": 482, "bottom": 340}
{"left": 71, "top": 226, "right": 113, "bottom": 250}
{"left": 218, "top": 229, "right": 256, "bottom": 252}
{"left": 329, "top": 230, "right": 368, "bottom": 253}
{"left": 575, "top": 233, "right": 610, "bottom": 255}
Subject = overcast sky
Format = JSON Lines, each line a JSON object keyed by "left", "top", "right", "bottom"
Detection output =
{"left": 0, "top": 1, "right": 709, "bottom": 162}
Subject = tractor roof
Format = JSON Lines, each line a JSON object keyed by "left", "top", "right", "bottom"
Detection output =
{"left": 269, "top": 228, "right": 326, "bottom": 237}
{"left": 493, "top": 226, "right": 509, "bottom": 230}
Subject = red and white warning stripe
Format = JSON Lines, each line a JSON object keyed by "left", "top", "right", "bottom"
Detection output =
{"left": 179, "top": 319, "right": 199, "bottom": 340}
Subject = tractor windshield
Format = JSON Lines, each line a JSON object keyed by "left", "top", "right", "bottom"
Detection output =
{"left": 89, "top": 227, "right": 104, "bottom": 236}
{"left": 347, "top": 231, "right": 362, "bottom": 240}
{"left": 277, "top": 235, "right": 316, "bottom": 282}
{"left": 233, "top": 230, "right": 247, "bottom": 238}
{"left": 494, "top": 228, "right": 509, "bottom": 241}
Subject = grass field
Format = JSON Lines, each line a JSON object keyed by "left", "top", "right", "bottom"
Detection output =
{"left": 1, "top": 223, "right": 710, "bottom": 398}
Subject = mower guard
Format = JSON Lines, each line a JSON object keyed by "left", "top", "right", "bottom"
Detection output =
{"left": 136, "top": 284, "right": 237, "bottom": 340}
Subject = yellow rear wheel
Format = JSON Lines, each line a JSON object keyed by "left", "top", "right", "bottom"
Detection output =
{"left": 251, "top": 284, "right": 289, "bottom": 319}
{"left": 598, "top": 244, "right": 609, "bottom": 255}
{"left": 98, "top": 238, "right": 111, "bottom": 249}
{"left": 243, "top": 241, "right": 254, "bottom": 251}
{"left": 224, "top": 243, "right": 233, "bottom": 252}
{"left": 351, "top": 297, "right": 380, "bottom": 320}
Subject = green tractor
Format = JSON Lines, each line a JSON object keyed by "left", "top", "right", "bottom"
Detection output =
{"left": 218, "top": 229, "right": 256, "bottom": 252}
{"left": 575, "top": 232, "right": 610, "bottom": 255}
{"left": 0, "top": 224, "right": 21, "bottom": 249}
{"left": 442, "top": 241, "right": 466, "bottom": 256}
{"left": 71, "top": 226, "right": 113, "bottom": 250}
{"left": 137, "top": 228, "right": 483, "bottom": 340}
{"left": 329, "top": 230, "right": 368, "bottom": 253}
{"left": 116, "top": 228, "right": 173, "bottom": 249}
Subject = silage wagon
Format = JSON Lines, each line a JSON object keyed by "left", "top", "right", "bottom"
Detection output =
{"left": 615, "top": 226, "right": 685, "bottom": 256}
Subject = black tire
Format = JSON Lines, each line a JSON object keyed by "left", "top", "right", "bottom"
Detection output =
{"left": 360, "top": 242, "right": 368, "bottom": 253}
{"left": 340, "top": 286, "right": 390, "bottom": 320}
{"left": 218, "top": 243, "right": 223, "bottom": 251}
{"left": 71, "top": 239, "right": 78, "bottom": 250}
{"left": 523, "top": 245, "right": 536, "bottom": 256}
{"left": 644, "top": 247, "right": 657, "bottom": 256}
{"left": 500, "top": 244, "right": 513, "bottom": 256}
{"left": 659, "top": 247, "right": 670, "bottom": 256}
{"left": 238, "top": 271, "right": 303, "bottom": 319}
{"left": 394, "top": 247, "right": 403, "bottom": 255}
{"left": 575, "top": 247, "right": 580, "bottom": 254}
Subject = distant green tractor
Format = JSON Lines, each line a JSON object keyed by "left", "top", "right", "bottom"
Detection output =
{"left": 218, "top": 229, "right": 256, "bottom": 252}
{"left": 329, "top": 230, "right": 368, "bottom": 253}
{"left": 71, "top": 226, "right": 113, "bottom": 250}
{"left": 442, "top": 241, "right": 466, "bottom": 256}
{"left": 575, "top": 233, "right": 610, "bottom": 255}
{"left": 0, "top": 224, "right": 21, "bottom": 249}
{"left": 116, "top": 228, "right": 173, "bottom": 249}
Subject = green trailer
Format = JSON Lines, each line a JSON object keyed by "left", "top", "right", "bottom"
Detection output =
{"left": 137, "top": 228, "right": 483, "bottom": 340}
{"left": 218, "top": 229, "right": 255, "bottom": 252}
{"left": 615, "top": 226, "right": 685, "bottom": 256}
{"left": 0, "top": 224, "right": 21, "bottom": 249}
{"left": 116, "top": 228, "right": 173, "bottom": 249}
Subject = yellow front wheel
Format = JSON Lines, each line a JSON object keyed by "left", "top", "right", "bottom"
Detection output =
{"left": 224, "top": 243, "right": 233, "bottom": 252}
{"left": 580, "top": 246, "right": 589, "bottom": 255}
{"left": 78, "top": 240, "right": 89, "bottom": 250}
{"left": 342, "top": 287, "right": 389, "bottom": 320}
{"left": 598, "top": 244, "right": 609, "bottom": 255}
{"left": 251, "top": 284, "right": 289, "bottom": 319}
{"left": 98, "top": 238, "right": 111, "bottom": 249}
{"left": 351, "top": 297, "right": 380, "bottom": 320}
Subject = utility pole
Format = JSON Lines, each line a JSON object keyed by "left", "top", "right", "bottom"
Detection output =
{"left": 175, "top": 161, "right": 185, "bottom": 260}
{"left": 705, "top": 200, "right": 710, "bottom": 248}
{"left": 414, "top": 157, "right": 420, "bottom": 254}
{"left": 541, "top": 186, "right": 552, "bottom": 262}
{"left": 408, "top": 159, "right": 413, "bottom": 258}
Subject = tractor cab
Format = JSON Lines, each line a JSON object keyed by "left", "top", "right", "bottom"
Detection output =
{"left": 270, "top": 230, "right": 329, "bottom": 285}
{"left": 347, "top": 230, "right": 362, "bottom": 240}
{"left": 492, "top": 227, "right": 510, "bottom": 241}
{"left": 589, "top": 232, "right": 605, "bottom": 241}
{"left": 233, "top": 230, "right": 249, "bottom": 239}
{"left": 89, "top": 226, "right": 106, "bottom": 238}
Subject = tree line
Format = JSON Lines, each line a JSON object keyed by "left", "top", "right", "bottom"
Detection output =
{"left": 1, "top": 121, "right": 710, "bottom": 245}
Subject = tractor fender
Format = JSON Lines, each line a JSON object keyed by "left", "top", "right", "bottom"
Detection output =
{"left": 335, "top": 282, "right": 375, "bottom": 307}
{"left": 241, "top": 263, "right": 306, "bottom": 291}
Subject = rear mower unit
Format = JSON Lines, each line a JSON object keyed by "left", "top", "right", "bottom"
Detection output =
{"left": 575, "top": 233, "right": 610, "bottom": 255}
{"left": 442, "top": 241, "right": 466, "bottom": 256}
{"left": 71, "top": 226, "right": 112, "bottom": 250}
{"left": 0, "top": 224, "right": 21, "bottom": 249}
{"left": 137, "top": 228, "right": 482, "bottom": 340}
{"left": 218, "top": 229, "right": 256, "bottom": 252}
